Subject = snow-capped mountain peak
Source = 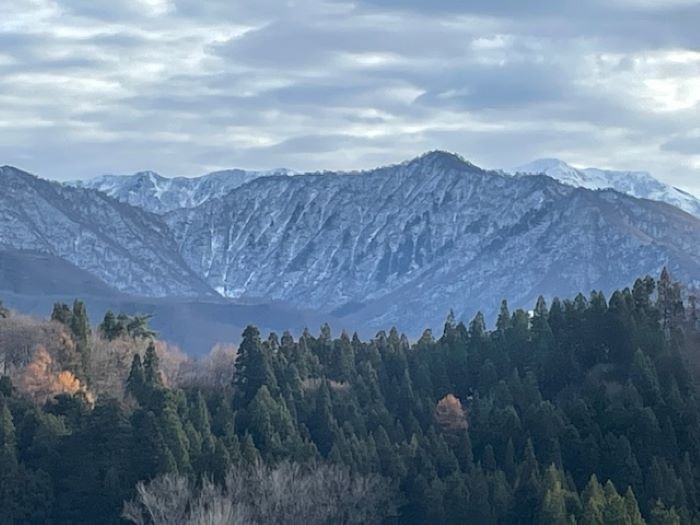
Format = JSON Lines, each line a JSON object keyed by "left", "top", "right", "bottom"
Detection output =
{"left": 69, "top": 167, "right": 293, "bottom": 214}
{"left": 512, "top": 158, "right": 595, "bottom": 187}
{"left": 511, "top": 158, "right": 700, "bottom": 217}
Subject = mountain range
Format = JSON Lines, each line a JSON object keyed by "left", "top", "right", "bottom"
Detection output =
{"left": 1, "top": 152, "right": 699, "bottom": 352}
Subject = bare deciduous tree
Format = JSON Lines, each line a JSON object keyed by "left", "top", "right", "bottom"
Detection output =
{"left": 122, "top": 474, "right": 192, "bottom": 525}
{"left": 0, "top": 315, "right": 73, "bottom": 375}
{"left": 89, "top": 336, "right": 189, "bottom": 400}
{"left": 89, "top": 335, "right": 146, "bottom": 400}
{"left": 123, "top": 461, "right": 394, "bottom": 525}
{"left": 176, "top": 344, "right": 238, "bottom": 390}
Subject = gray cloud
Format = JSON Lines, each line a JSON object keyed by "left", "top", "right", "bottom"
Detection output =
{"left": 662, "top": 131, "right": 700, "bottom": 155}
{"left": 0, "top": 0, "right": 698, "bottom": 196}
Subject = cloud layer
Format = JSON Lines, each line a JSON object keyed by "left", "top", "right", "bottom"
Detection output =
{"left": 0, "top": 0, "right": 698, "bottom": 193}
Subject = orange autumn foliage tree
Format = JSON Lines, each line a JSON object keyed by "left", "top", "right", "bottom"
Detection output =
{"left": 435, "top": 393, "right": 468, "bottom": 432}
{"left": 18, "top": 345, "right": 53, "bottom": 398}
{"left": 55, "top": 370, "right": 82, "bottom": 394}
{"left": 18, "top": 346, "right": 90, "bottom": 403}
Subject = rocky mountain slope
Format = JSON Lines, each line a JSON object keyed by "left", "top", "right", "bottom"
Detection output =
{"left": 165, "top": 151, "right": 700, "bottom": 330}
{"left": 72, "top": 168, "right": 294, "bottom": 214}
{"left": 0, "top": 166, "right": 213, "bottom": 297}
{"left": 512, "top": 158, "right": 700, "bottom": 217}
{"left": 2, "top": 153, "right": 700, "bottom": 341}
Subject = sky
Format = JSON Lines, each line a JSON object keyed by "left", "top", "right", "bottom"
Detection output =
{"left": 0, "top": 0, "right": 699, "bottom": 194}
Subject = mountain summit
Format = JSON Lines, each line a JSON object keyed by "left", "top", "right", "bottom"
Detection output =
{"left": 407, "top": 150, "right": 475, "bottom": 169}
{"left": 511, "top": 158, "right": 700, "bottom": 217}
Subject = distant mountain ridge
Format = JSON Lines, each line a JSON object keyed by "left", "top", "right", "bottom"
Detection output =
{"left": 1, "top": 152, "right": 700, "bottom": 344}
{"left": 0, "top": 165, "right": 214, "bottom": 297}
{"left": 71, "top": 168, "right": 295, "bottom": 214}
{"left": 511, "top": 158, "right": 700, "bottom": 217}
{"left": 165, "top": 151, "right": 700, "bottom": 329}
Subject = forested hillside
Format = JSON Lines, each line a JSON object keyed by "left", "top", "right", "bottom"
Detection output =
{"left": 1, "top": 269, "right": 700, "bottom": 523}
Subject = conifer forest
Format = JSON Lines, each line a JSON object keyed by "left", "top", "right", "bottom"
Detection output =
{"left": 2, "top": 270, "right": 700, "bottom": 524}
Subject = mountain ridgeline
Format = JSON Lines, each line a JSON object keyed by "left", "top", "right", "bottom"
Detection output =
{"left": 512, "top": 159, "right": 700, "bottom": 218}
{"left": 1, "top": 152, "right": 700, "bottom": 344}
{"left": 72, "top": 168, "right": 295, "bottom": 214}
{"left": 0, "top": 166, "right": 212, "bottom": 298}
{"left": 164, "top": 152, "right": 700, "bottom": 331}
{"left": 1, "top": 271, "right": 700, "bottom": 523}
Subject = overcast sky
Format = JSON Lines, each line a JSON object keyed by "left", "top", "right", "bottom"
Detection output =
{"left": 1, "top": 0, "right": 698, "bottom": 193}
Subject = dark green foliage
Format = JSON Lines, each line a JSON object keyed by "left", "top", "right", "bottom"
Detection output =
{"left": 100, "top": 311, "right": 157, "bottom": 341}
{"left": 50, "top": 300, "right": 92, "bottom": 379}
{"left": 126, "top": 354, "right": 146, "bottom": 402}
{"left": 234, "top": 325, "right": 278, "bottom": 406}
{"left": 143, "top": 342, "right": 162, "bottom": 388}
{"left": 50, "top": 302, "right": 72, "bottom": 325}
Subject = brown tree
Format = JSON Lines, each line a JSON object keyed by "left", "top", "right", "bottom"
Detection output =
{"left": 17, "top": 346, "right": 89, "bottom": 403}
{"left": 435, "top": 393, "right": 468, "bottom": 432}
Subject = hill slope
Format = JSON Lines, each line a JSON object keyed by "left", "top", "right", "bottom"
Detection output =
{"left": 0, "top": 166, "right": 213, "bottom": 298}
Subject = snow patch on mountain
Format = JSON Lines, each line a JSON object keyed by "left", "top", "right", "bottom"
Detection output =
{"left": 511, "top": 159, "right": 700, "bottom": 217}
{"left": 71, "top": 168, "right": 295, "bottom": 214}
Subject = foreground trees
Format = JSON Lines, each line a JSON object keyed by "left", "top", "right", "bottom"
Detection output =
{"left": 1, "top": 270, "right": 700, "bottom": 523}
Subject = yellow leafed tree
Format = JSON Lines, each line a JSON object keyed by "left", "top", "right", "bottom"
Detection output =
{"left": 18, "top": 345, "right": 91, "bottom": 403}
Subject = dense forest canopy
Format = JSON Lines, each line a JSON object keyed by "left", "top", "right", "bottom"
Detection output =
{"left": 1, "top": 269, "right": 700, "bottom": 524}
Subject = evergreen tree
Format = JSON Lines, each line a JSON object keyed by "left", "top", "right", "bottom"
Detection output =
{"left": 0, "top": 398, "right": 15, "bottom": 452}
{"left": 51, "top": 302, "right": 72, "bottom": 324}
{"left": 330, "top": 331, "right": 355, "bottom": 382}
{"left": 143, "top": 342, "right": 163, "bottom": 388}
{"left": 307, "top": 381, "right": 339, "bottom": 457}
{"left": 497, "top": 299, "right": 512, "bottom": 332}
{"left": 71, "top": 299, "right": 91, "bottom": 377}
{"left": 234, "top": 326, "right": 278, "bottom": 405}
{"left": 100, "top": 310, "right": 120, "bottom": 340}
{"left": 650, "top": 500, "right": 681, "bottom": 525}
{"left": 540, "top": 469, "right": 570, "bottom": 525}
{"left": 126, "top": 354, "right": 146, "bottom": 402}
{"left": 582, "top": 474, "right": 605, "bottom": 525}
{"left": 513, "top": 439, "right": 541, "bottom": 524}
{"left": 623, "top": 487, "right": 646, "bottom": 525}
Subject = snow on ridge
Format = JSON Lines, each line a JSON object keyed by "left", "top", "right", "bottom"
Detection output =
{"left": 511, "top": 158, "right": 700, "bottom": 217}
{"left": 67, "top": 167, "right": 294, "bottom": 214}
